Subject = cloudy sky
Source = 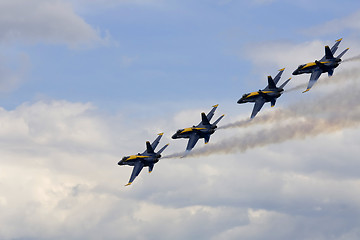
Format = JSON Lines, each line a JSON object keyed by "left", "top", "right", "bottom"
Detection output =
{"left": 1, "top": 0, "right": 360, "bottom": 239}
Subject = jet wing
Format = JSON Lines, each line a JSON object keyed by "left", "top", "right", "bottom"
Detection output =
{"left": 303, "top": 69, "right": 322, "bottom": 93}
{"left": 200, "top": 104, "right": 218, "bottom": 125}
{"left": 126, "top": 161, "right": 144, "bottom": 186}
{"left": 272, "top": 68, "right": 285, "bottom": 86}
{"left": 151, "top": 133, "right": 163, "bottom": 150}
{"left": 186, "top": 134, "right": 200, "bottom": 151}
{"left": 250, "top": 98, "right": 266, "bottom": 119}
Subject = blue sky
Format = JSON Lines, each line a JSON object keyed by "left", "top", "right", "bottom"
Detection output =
{"left": 1, "top": 0, "right": 360, "bottom": 239}
{"left": 2, "top": 0, "right": 358, "bottom": 111}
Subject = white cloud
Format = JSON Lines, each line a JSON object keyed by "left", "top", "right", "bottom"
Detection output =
{"left": 0, "top": 0, "right": 106, "bottom": 47}
{"left": 304, "top": 10, "right": 360, "bottom": 37}
{"left": 1, "top": 97, "right": 360, "bottom": 239}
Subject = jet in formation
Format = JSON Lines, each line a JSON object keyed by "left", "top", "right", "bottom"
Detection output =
{"left": 118, "top": 133, "right": 169, "bottom": 186}
{"left": 172, "top": 104, "right": 224, "bottom": 151}
{"left": 292, "top": 38, "right": 349, "bottom": 93}
{"left": 237, "top": 68, "right": 291, "bottom": 119}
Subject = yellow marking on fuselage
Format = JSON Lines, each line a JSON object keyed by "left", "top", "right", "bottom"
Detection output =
{"left": 126, "top": 155, "right": 148, "bottom": 161}
{"left": 300, "top": 61, "right": 330, "bottom": 69}
{"left": 180, "top": 127, "right": 206, "bottom": 134}
{"left": 246, "top": 91, "right": 273, "bottom": 98}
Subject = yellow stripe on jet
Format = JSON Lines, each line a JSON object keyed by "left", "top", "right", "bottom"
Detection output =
{"left": 125, "top": 155, "right": 149, "bottom": 161}
{"left": 246, "top": 91, "right": 273, "bottom": 98}
{"left": 300, "top": 61, "right": 330, "bottom": 69}
{"left": 180, "top": 127, "right": 206, "bottom": 134}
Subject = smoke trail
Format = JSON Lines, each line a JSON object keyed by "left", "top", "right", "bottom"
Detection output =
{"left": 342, "top": 54, "right": 360, "bottom": 63}
{"left": 285, "top": 67, "right": 360, "bottom": 93}
{"left": 164, "top": 67, "right": 360, "bottom": 159}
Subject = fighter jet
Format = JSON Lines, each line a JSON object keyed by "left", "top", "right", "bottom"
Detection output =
{"left": 172, "top": 105, "right": 224, "bottom": 151}
{"left": 237, "top": 68, "right": 291, "bottom": 119}
{"left": 293, "top": 38, "right": 349, "bottom": 93}
{"left": 118, "top": 133, "right": 169, "bottom": 186}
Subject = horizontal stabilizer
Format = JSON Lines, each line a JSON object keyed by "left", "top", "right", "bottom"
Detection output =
{"left": 279, "top": 78, "right": 291, "bottom": 89}
{"left": 336, "top": 48, "right": 349, "bottom": 59}
{"left": 157, "top": 144, "right": 169, "bottom": 154}
{"left": 212, "top": 114, "right": 224, "bottom": 126}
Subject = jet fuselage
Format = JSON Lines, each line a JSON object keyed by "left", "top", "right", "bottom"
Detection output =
{"left": 292, "top": 59, "right": 340, "bottom": 75}
{"left": 118, "top": 153, "right": 160, "bottom": 167}
{"left": 172, "top": 126, "right": 215, "bottom": 140}
{"left": 237, "top": 89, "right": 283, "bottom": 104}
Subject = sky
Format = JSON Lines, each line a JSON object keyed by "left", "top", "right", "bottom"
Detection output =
{"left": 1, "top": 0, "right": 360, "bottom": 239}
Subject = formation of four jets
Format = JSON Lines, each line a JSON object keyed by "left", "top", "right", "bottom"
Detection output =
{"left": 118, "top": 38, "right": 349, "bottom": 186}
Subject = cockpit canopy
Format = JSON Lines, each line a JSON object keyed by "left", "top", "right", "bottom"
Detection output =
{"left": 242, "top": 93, "right": 249, "bottom": 98}
{"left": 297, "top": 64, "right": 306, "bottom": 69}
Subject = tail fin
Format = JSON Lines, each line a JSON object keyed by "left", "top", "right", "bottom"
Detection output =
{"left": 157, "top": 144, "right": 169, "bottom": 154}
{"left": 336, "top": 48, "right": 349, "bottom": 60}
{"left": 201, "top": 112, "right": 211, "bottom": 126}
{"left": 212, "top": 114, "right": 225, "bottom": 126}
{"left": 325, "top": 45, "right": 335, "bottom": 59}
{"left": 267, "top": 76, "right": 277, "bottom": 89}
{"left": 279, "top": 78, "right": 291, "bottom": 89}
{"left": 146, "top": 141, "right": 155, "bottom": 154}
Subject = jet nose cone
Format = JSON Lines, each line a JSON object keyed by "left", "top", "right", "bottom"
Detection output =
{"left": 118, "top": 160, "right": 122, "bottom": 165}
{"left": 171, "top": 134, "right": 177, "bottom": 139}
{"left": 237, "top": 98, "right": 243, "bottom": 104}
{"left": 292, "top": 69, "right": 299, "bottom": 75}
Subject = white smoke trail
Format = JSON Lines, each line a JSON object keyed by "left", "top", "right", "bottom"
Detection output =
{"left": 285, "top": 67, "right": 360, "bottom": 93}
{"left": 164, "top": 67, "right": 360, "bottom": 159}
{"left": 342, "top": 54, "right": 360, "bottom": 63}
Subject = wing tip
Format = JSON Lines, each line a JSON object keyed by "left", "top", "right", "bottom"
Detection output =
{"left": 278, "top": 68, "right": 285, "bottom": 71}
{"left": 125, "top": 182, "right": 132, "bottom": 186}
{"left": 158, "top": 132, "right": 164, "bottom": 136}
{"left": 336, "top": 38, "right": 343, "bottom": 42}
{"left": 302, "top": 89, "right": 310, "bottom": 93}
{"left": 212, "top": 104, "right": 219, "bottom": 108}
